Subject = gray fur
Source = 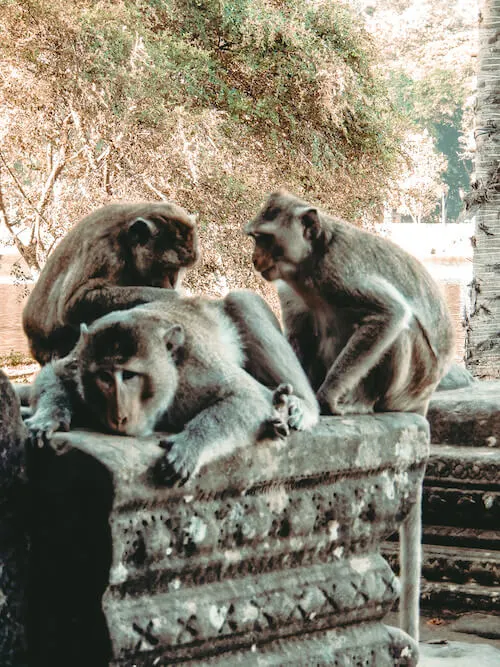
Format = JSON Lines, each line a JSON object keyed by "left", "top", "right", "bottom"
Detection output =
{"left": 27, "top": 295, "right": 319, "bottom": 485}
{"left": 246, "top": 189, "right": 455, "bottom": 417}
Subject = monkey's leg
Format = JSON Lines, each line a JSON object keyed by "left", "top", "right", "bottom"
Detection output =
{"left": 317, "top": 279, "right": 412, "bottom": 414}
{"left": 399, "top": 482, "right": 422, "bottom": 641}
{"left": 222, "top": 290, "right": 319, "bottom": 430}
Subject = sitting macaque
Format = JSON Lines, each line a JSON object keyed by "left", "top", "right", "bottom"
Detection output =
{"left": 246, "top": 189, "right": 455, "bottom": 417}
{"left": 246, "top": 189, "right": 456, "bottom": 642}
{"left": 23, "top": 202, "right": 199, "bottom": 365}
{"left": 27, "top": 293, "right": 319, "bottom": 484}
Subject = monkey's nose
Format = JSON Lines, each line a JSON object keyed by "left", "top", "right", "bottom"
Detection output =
{"left": 111, "top": 415, "right": 128, "bottom": 431}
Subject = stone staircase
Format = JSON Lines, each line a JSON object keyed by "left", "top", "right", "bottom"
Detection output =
{"left": 385, "top": 380, "right": 500, "bottom": 615}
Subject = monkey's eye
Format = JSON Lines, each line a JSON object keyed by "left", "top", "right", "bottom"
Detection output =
{"left": 122, "top": 370, "right": 139, "bottom": 382}
{"left": 262, "top": 206, "right": 279, "bottom": 221}
{"left": 272, "top": 244, "right": 284, "bottom": 259}
{"left": 254, "top": 233, "right": 274, "bottom": 248}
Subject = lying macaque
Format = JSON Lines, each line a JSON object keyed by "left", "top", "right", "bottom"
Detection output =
{"left": 27, "top": 293, "right": 319, "bottom": 485}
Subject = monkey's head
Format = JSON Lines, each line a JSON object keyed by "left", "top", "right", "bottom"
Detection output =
{"left": 119, "top": 202, "right": 200, "bottom": 289}
{"left": 75, "top": 310, "right": 185, "bottom": 436}
{"left": 245, "top": 190, "right": 323, "bottom": 282}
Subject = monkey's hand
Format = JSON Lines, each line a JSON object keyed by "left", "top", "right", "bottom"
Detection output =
{"left": 25, "top": 406, "right": 72, "bottom": 449}
{"left": 272, "top": 383, "right": 307, "bottom": 431}
{"left": 155, "top": 433, "right": 200, "bottom": 487}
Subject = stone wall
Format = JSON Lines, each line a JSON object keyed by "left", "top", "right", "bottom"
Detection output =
{"left": 25, "top": 415, "right": 428, "bottom": 666}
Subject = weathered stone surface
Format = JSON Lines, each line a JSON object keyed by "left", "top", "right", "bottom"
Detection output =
{"left": 141, "top": 624, "right": 419, "bottom": 667}
{"left": 384, "top": 543, "right": 500, "bottom": 588}
{"left": 26, "top": 414, "right": 428, "bottom": 665}
{"left": 449, "top": 613, "right": 500, "bottom": 639}
{"left": 0, "top": 372, "right": 28, "bottom": 667}
{"left": 427, "top": 380, "right": 500, "bottom": 447}
{"left": 421, "top": 581, "right": 500, "bottom": 613}
{"left": 423, "top": 485, "right": 499, "bottom": 529}
{"left": 425, "top": 445, "right": 500, "bottom": 486}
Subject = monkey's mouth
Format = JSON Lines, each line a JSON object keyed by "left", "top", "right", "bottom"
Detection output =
{"left": 152, "top": 270, "right": 179, "bottom": 289}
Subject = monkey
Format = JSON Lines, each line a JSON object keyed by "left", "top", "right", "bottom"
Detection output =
{"left": 23, "top": 201, "right": 199, "bottom": 365}
{"left": 245, "top": 189, "right": 456, "bottom": 642}
{"left": 246, "top": 189, "right": 455, "bottom": 417}
{"left": 26, "top": 295, "right": 319, "bottom": 485}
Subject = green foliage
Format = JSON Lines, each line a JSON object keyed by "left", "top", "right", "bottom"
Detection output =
{"left": 72, "top": 0, "right": 400, "bottom": 176}
{"left": 389, "top": 66, "right": 472, "bottom": 221}
{"left": 390, "top": 68, "right": 467, "bottom": 126}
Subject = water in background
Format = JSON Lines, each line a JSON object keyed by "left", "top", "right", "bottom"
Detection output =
{"left": 0, "top": 250, "right": 472, "bottom": 361}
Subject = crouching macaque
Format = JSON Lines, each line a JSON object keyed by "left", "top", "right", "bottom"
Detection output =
{"left": 246, "top": 189, "right": 456, "bottom": 642}
{"left": 27, "top": 292, "right": 319, "bottom": 484}
{"left": 246, "top": 189, "right": 455, "bottom": 416}
{"left": 23, "top": 202, "right": 199, "bottom": 365}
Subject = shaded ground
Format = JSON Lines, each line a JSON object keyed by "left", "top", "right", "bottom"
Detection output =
{"left": 387, "top": 612, "right": 500, "bottom": 665}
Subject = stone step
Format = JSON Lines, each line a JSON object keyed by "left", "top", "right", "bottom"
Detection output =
{"left": 420, "top": 580, "right": 500, "bottom": 614}
{"left": 383, "top": 542, "right": 500, "bottom": 588}
{"left": 422, "top": 525, "right": 500, "bottom": 551}
{"left": 422, "top": 484, "right": 499, "bottom": 530}
{"left": 426, "top": 445, "right": 500, "bottom": 489}
{"left": 427, "top": 380, "right": 500, "bottom": 448}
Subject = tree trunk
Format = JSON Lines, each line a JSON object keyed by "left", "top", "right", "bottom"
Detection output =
{"left": 465, "top": 0, "right": 500, "bottom": 379}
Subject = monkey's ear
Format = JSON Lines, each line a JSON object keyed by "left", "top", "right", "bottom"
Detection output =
{"left": 80, "top": 322, "right": 90, "bottom": 343}
{"left": 127, "top": 217, "right": 156, "bottom": 246}
{"left": 298, "top": 207, "right": 321, "bottom": 241}
{"left": 164, "top": 324, "right": 185, "bottom": 355}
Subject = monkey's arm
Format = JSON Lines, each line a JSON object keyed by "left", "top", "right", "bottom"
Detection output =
{"left": 65, "top": 283, "right": 180, "bottom": 326}
{"left": 25, "top": 357, "right": 80, "bottom": 446}
{"left": 156, "top": 377, "right": 291, "bottom": 485}
{"left": 223, "top": 290, "right": 319, "bottom": 430}
{"left": 317, "top": 277, "right": 413, "bottom": 413}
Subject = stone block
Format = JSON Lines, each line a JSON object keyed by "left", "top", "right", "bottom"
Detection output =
{"left": 427, "top": 380, "right": 500, "bottom": 447}
{"left": 26, "top": 414, "right": 427, "bottom": 666}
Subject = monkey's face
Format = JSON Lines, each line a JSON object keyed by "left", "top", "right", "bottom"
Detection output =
{"left": 77, "top": 314, "right": 184, "bottom": 436}
{"left": 246, "top": 191, "right": 321, "bottom": 282}
{"left": 122, "top": 204, "right": 200, "bottom": 289}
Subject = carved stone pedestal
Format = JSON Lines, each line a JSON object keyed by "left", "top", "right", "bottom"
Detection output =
{"left": 26, "top": 415, "right": 428, "bottom": 666}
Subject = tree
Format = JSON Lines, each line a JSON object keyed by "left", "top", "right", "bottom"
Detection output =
{"left": 389, "top": 130, "right": 448, "bottom": 224}
{"left": 464, "top": 0, "right": 500, "bottom": 378}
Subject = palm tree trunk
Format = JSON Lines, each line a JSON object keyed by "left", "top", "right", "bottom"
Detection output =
{"left": 465, "top": 0, "right": 500, "bottom": 379}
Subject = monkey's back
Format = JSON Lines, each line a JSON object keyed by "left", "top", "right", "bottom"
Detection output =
{"left": 322, "top": 218, "right": 455, "bottom": 360}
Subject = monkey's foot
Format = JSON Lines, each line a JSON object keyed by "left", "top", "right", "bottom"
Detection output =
{"left": 25, "top": 407, "right": 71, "bottom": 449}
{"left": 272, "top": 383, "right": 306, "bottom": 430}
{"left": 318, "top": 385, "right": 375, "bottom": 416}
{"left": 156, "top": 433, "right": 200, "bottom": 486}
{"left": 258, "top": 413, "right": 290, "bottom": 441}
